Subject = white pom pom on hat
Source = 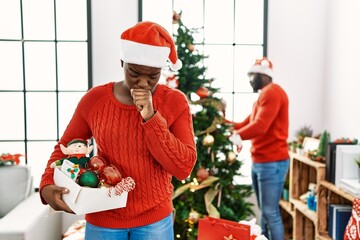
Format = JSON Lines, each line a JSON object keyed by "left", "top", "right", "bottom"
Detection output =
{"left": 248, "top": 57, "right": 274, "bottom": 78}
{"left": 120, "top": 21, "right": 182, "bottom": 71}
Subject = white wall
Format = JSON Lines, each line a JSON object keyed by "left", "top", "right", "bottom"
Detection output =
{"left": 269, "top": 0, "right": 360, "bottom": 141}
{"left": 323, "top": 0, "right": 360, "bottom": 140}
{"left": 268, "top": 0, "right": 328, "bottom": 139}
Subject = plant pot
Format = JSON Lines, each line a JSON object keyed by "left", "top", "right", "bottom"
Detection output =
{"left": 296, "top": 148, "right": 305, "bottom": 156}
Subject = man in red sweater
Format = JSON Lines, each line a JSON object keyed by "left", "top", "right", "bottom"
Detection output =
{"left": 229, "top": 57, "right": 289, "bottom": 240}
{"left": 39, "top": 21, "right": 197, "bottom": 240}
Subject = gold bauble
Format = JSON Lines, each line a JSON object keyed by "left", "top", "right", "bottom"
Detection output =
{"left": 226, "top": 151, "right": 237, "bottom": 164}
{"left": 188, "top": 209, "right": 200, "bottom": 224}
{"left": 202, "top": 134, "right": 215, "bottom": 147}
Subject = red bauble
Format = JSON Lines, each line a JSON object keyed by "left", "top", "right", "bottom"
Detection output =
{"left": 89, "top": 156, "right": 106, "bottom": 173}
{"left": 196, "top": 167, "right": 209, "bottom": 181}
{"left": 98, "top": 164, "right": 122, "bottom": 186}
{"left": 196, "top": 87, "right": 209, "bottom": 98}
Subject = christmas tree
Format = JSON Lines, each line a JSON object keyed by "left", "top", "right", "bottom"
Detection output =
{"left": 169, "top": 11, "right": 254, "bottom": 240}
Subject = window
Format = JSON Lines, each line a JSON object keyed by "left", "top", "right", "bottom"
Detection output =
{"left": 0, "top": 0, "right": 92, "bottom": 189}
{"left": 141, "top": 0, "right": 267, "bottom": 184}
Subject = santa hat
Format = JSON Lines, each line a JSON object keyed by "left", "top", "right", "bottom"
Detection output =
{"left": 120, "top": 21, "right": 182, "bottom": 71}
{"left": 67, "top": 138, "right": 88, "bottom": 147}
{"left": 248, "top": 57, "right": 273, "bottom": 78}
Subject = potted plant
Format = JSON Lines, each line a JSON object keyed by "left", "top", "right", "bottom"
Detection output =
{"left": 295, "top": 125, "right": 313, "bottom": 145}
{"left": 296, "top": 144, "right": 305, "bottom": 156}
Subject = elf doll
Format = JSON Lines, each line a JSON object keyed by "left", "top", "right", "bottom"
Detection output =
{"left": 50, "top": 138, "right": 93, "bottom": 171}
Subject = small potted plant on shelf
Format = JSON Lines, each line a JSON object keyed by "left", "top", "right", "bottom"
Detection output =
{"left": 295, "top": 125, "right": 313, "bottom": 145}
{"left": 296, "top": 144, "right": 305, "bottom": 156}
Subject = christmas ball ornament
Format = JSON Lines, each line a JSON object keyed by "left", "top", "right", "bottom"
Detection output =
{"left": 196, "top": 167, "right": 209, "bottom": 181}
{"left": 99, "top": 164, "right": 122, "bottom": 186}
{"left": 187, "top": 44, "right": 195, "bottom": 52}
{"left": 89, "top": 156, "right": 106, "bottom": 173}
{"left": 78, "top": 171, "right": 99, "bottom": 188}
{"left": 188, "top": 209, "right": 200, "bottom": 224}
{"left": 226, "top": 151, "right": 237, "bottom": 164}
{"left": 202, "top": 134, "right": 215, "bottom": 147}
{"left": 196, "top": 87, "right": 210, "bottom": 99}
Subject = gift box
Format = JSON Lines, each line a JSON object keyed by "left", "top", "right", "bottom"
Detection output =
{"left": 198, "top": 216, "right": 251, "bottom": 240}
{"left": 54, "top": 167, "right": 129, "bottom": 215}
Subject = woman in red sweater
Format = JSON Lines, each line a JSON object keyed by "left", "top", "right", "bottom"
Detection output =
{"left": 39, "top": 21, "right": 197, "bottom": 240}
{"left": 229, "top": 57, "right": 289, "bottom": 240}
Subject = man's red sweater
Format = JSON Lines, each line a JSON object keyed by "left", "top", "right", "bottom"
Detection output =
{"left": 39, "top": 82, "right": 197, "bottom": 228}
{"left": 233, "top": 83, "right": 289, "bottom": 163}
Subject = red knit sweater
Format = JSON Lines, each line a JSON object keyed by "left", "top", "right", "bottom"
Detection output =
{"left": 39, "top": 82, "right": 197, "bottom": 228}
{"left": 233, "top": 83, "right": 289, "bottom": 163}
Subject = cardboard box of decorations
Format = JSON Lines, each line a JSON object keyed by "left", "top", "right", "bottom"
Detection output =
{"left": 54, "top": 160, "right": 135, "bottom": 215}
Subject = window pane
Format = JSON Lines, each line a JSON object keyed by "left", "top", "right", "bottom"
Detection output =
{"left": 22, "top": 0, "right": 55, "bottom": 40}
{"left": 24, "top": 42, "right": 56, "bottom": 90}
{"left": 142, "top": 0, "right": 172, "bottom": 30}
{"left": 26, "top": 92, "right": 57, "bottom": 140}
{"left": 0, "top": 142, "right": 26, "bottom": 164}
{"left": 212, "top": 92, "right": 258, "bottom": 122}
{"left": 56, "top": 0, "right": 87, "bottom": 40}
{"left": 0, "top": 42, "right": 23, "bottom": 90}
{"left": 58, "top": 92, "right": 86, "bottom": 135}
{"left": 235, "top": 0, "right": 264, "bottom": 44}
{"left": 204, "top": 0, "right": 234, "bottom": 44}
{"left": 0, "top": 93, "right": 25, "bottom": 140}
{"left": 234, "top": 46, "right": 263, "bottom": 93}
{"left": 0, "top": 0, "right": 22, "bottom": 39}
{"left": 204, "top": 45, "right": 234, "bottom": 92}
{"left": 173, "top": 0, "right": 203, "bottom": 29}
{"left": 27, "top": 141, "right": 57, "bottom": 189}
{"left": 233, "top": 93, "right": 259, "bottom": 122}
{"left": 57, "top": 42, "right": 88, "bottom": 91}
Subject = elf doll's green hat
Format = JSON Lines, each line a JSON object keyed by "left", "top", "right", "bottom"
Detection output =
{"left": 67, "top": 138, "right": 87, "bottom": 147}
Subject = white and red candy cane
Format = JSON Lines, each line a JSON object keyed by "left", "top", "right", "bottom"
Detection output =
{"left": 108, "top": 177, "right": 136, "bottom": 197}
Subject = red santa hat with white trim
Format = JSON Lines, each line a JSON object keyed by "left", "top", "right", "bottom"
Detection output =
{"left": 248, "top": 57, "right": 274, "bottom": 79}
{"left": 120, "top": 21, "right": 182, "bottom": 71}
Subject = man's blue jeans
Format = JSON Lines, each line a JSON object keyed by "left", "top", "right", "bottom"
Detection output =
{"left": 84, "top": 213, "right": 174, "bottom": 240}
{"left": 251, "top": 159, "right": 289, "bottom": 240}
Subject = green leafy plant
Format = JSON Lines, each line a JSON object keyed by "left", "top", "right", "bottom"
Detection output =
{"left": 295, "top": 125, "right": 313, "bottom": 144}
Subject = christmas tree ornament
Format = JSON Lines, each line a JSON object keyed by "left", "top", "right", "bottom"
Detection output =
{"left": 196, "top": 167, "right": 209, "bottom": 181}
{"left": 202, "top": 134, "right": 215, "bottom": 147}
{"left": 99, "top": 164, "right": 122, "bottom": 186}
{"left": 188, "top": 209, "right": 200, "bottom": 224}
{"left": 196, "top": 87, "right": 210, "bottom": 99}
{"left": 172, "top": 11, "right": 181, "bottom": 24}
{"left": 78, "top": 170, "right": 99, "bottom": 188}
{"left": 187, "top": 44, "right": 195, "bottom": 52}
{"left": 89, "top": 156, "right": 106, "bottom": 173}
{"left": 226, "top": 151, "right": 237, "bottom": 164}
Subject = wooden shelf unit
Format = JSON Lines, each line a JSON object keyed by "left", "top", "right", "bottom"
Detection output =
{"left": 280, "top": 152, "right": 356, "bottom": 239}
{"left": 280, "top": 152, "right": 326, "bottom": 240}
{"left": 317, "top": 180, "right": 353, "bottom": 239}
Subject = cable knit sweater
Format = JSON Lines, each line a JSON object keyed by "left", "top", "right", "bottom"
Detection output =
{"left": 39, "top": 82, "right": 197, "bottom": 228}
{"left": 233, "top": 83, "right": 289, "bottom": 163}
